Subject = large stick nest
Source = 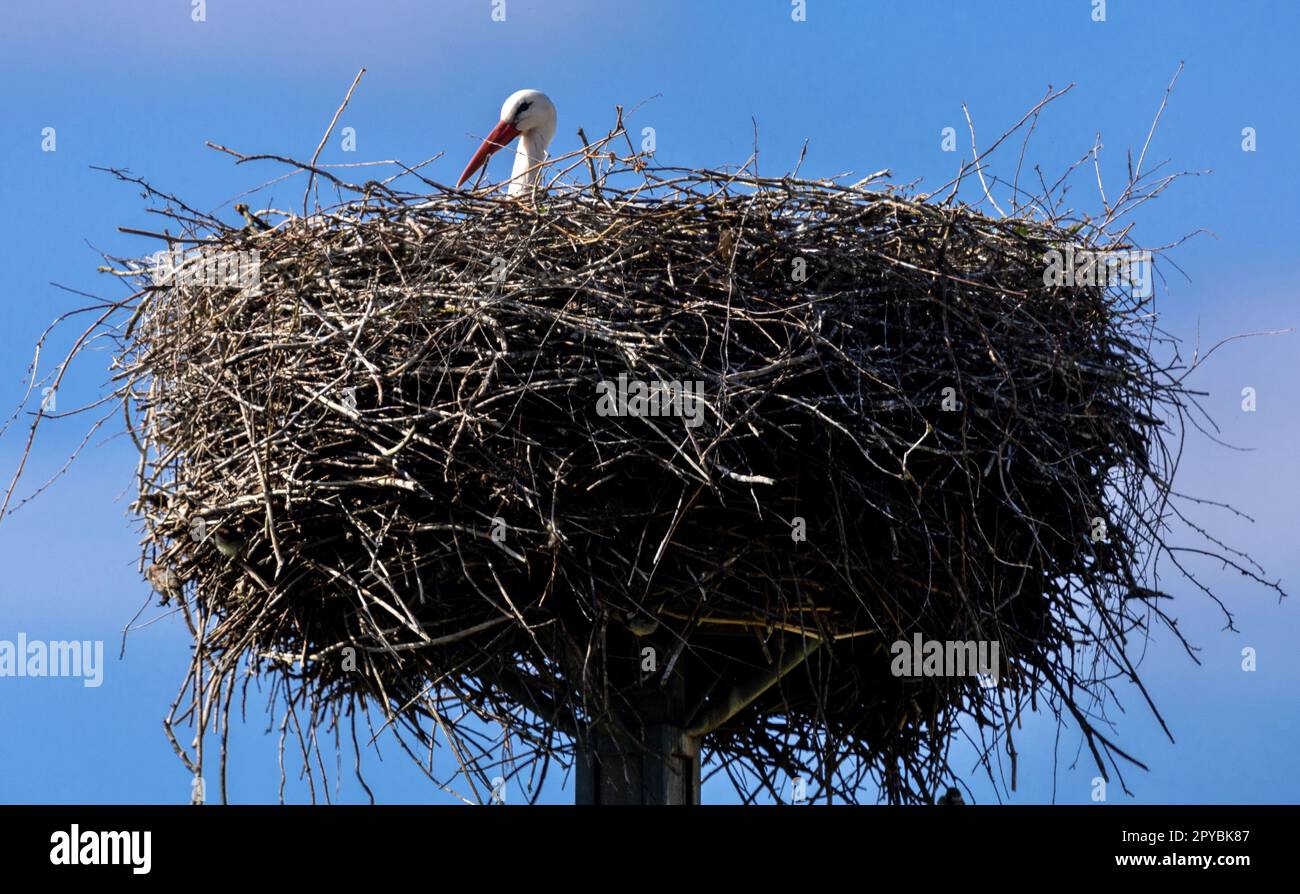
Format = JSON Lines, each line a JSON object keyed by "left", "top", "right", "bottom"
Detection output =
{"left": 97, "top": 133, "right": 1273, "bottom": 804}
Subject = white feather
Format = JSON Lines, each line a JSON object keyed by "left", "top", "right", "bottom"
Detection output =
{"left": 500, "top": 89, "right": 557, "bottom": 196}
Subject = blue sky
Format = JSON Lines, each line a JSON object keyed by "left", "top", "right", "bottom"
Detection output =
{"left": 0, "top": 0, "right": 1296, "bottom": 804}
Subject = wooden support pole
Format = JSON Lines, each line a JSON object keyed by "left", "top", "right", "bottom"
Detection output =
{"left": 575, "top": 631, "right": 821, "bottom": 805}
{"left": 576, "top": 640, "right": 700, "bottom": 804}
{"left": 575, "top": 724, "right": 700, "bottom": 805}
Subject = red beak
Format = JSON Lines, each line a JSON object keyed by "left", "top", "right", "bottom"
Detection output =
{"left": 456, "top": 119, "right": 521, "bottom": 188}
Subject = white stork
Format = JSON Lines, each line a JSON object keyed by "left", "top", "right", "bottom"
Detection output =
{"left": 456, "top": 89, "right": 558, "bottom": 196}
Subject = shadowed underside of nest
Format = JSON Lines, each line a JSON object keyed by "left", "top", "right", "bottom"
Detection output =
{"left": 103, "top": 153, "right": 1275, "bottom": 805}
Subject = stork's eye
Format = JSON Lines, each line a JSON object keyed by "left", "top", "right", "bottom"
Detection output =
{"left": 516, "top": 101, "right": 532, "bottom": 115}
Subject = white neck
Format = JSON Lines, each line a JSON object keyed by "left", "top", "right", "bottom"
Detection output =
{"left": 508, "top": 130, "right": 550, "bottom": 196}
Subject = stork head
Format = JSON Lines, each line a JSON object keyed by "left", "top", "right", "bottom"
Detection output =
{"left": 456, "top": 89, "right": 557, "bottom": 189}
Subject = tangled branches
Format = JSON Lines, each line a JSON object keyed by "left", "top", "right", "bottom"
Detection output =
{"left": 12, "top": 99, "right": 1282, "bottom": 804}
